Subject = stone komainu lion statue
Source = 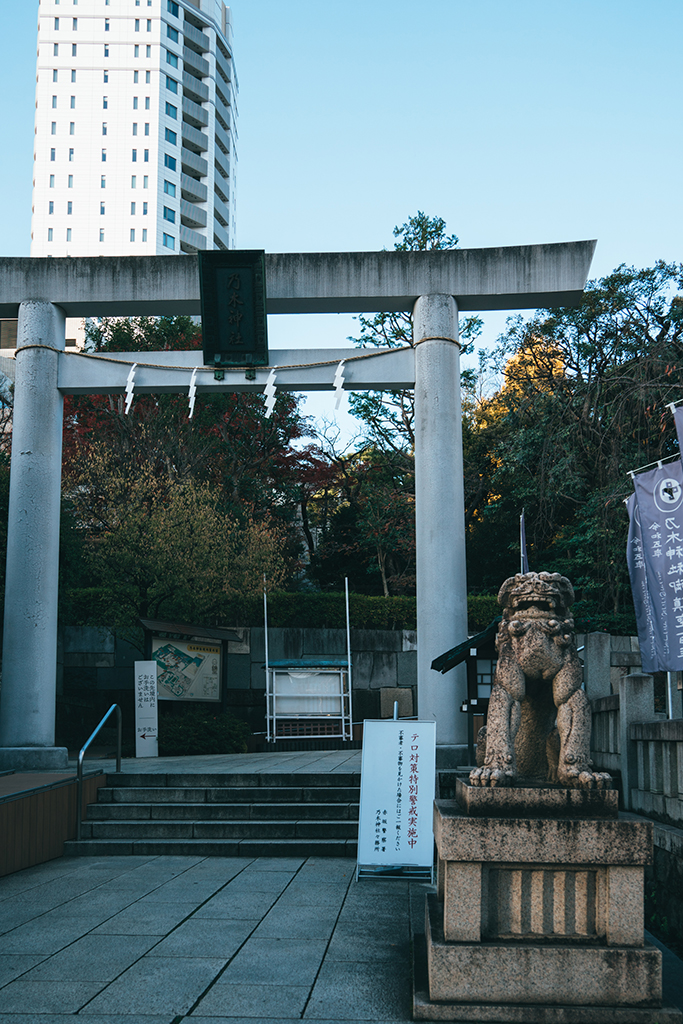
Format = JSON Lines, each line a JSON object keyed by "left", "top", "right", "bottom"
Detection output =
{"left": 470, "top": 571, "right": 611, "bottom": 790}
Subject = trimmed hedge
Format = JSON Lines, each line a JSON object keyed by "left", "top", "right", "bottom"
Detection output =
{"left": 158, "top": 704, "right": 250, "bottom": 757}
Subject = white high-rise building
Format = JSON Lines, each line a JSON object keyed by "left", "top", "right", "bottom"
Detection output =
{"left": 31, "top": 0, "right": 237, "bottom": 259}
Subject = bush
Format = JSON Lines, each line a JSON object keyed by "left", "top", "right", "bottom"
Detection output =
{"left": 158, "top": 704, "right": 251, "bottom": 757}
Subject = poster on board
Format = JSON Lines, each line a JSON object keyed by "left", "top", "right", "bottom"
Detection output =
{"left": 134, "top": 660, "right": 158, "bottom": 757}
{"left": 357, "top": 719, "right": 436, "bottom": 877}
{"left": 152, "top": 637, "right": 221, "bottom": 701}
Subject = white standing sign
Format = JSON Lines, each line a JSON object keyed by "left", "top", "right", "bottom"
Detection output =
{"left": 357, "top": 719, "right": 436, "bottom": 875}
{"left": 134, "top": 660, "right": 159, "bottom": 758}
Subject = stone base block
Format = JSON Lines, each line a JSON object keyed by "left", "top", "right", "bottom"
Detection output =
{"left": 0, "top": 746, "right": 69, "bottom": 771}
{"left": 425, "top": 894, "right": 664, "bottom": 1009}
{"left": 455, "top": 777, "right": 618, "bottom": 819}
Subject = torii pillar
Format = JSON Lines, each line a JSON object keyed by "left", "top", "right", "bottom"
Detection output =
{"left": 0, "top": 243, "right": 596, "bottom": 768}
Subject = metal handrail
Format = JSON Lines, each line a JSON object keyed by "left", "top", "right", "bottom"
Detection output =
{"left": 76, "top": 704, "right": 122, "bottom": 841}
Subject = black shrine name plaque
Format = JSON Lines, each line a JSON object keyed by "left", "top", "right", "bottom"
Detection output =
{"left": 198, "top": 250, "right": 269, "bottom": 367}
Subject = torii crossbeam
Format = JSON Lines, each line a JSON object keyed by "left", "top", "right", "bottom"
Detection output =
{"left": 0, "top": 242, "right": 596, "bottom": 769}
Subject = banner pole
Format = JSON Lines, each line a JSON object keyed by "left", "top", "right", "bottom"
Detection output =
{"left": 264, "top": 575, "right": 271, "bottom": 743}
{"left": 345, "top": 577, "right": 353, "bottom": 742}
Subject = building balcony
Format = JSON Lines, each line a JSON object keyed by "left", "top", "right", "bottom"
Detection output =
{"left": 182, "top": 46, "right": 209, "bottom": 79}
{"left": 213, "top": 219, "right": 230, "bottom": 250}
{"left": 181, "top": 121, "right": 209, "bottom": 154}
{"left": 182, "top": 95, "right": 209, "bottom": 129}
{"left": 180, "top": 223, "right": 207, "bottom": 253}
{"left": 214, "top": 120, "right": 230, "bottom": 156}
{"left": 214, "top": 148, "right": 229, "bottom": 181}
{"left": 182, "top": 71, "right": 209, "bottom": 104}
{"left": 181, "top": 146, "right": 208, "bottom": 178}
{"left": 216, "top": 50, "right": 232, "bottom": 87}
{"left": 213, "top": 191, "right": 229, "bottom": 227}
{"left": 183, "top": 21, "right": 210, "bottom": 54}
{"left": 181, "top": 173, "right": 207, "bottom": 203}
{"left": 181, "top": 198, "right": 207, "bottom": 228}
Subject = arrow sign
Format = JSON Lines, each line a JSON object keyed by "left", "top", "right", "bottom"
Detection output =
{"left": 135, "top": 661, "right": 159, "bottom": 758}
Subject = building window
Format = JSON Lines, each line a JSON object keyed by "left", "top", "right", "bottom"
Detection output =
{"left": 69, "top": 122, "right": 75, "bottom": 135}
{"left": 135, "top": 19, "right": 140, "bottom": 31}
{"left": 131, "top": 202, "right": 136, "bottom": 215}
{"left": 163, "top": 206, "right": 175, "bottom": 223}
{"left": 130, "top": 229, "right": 136, "bottom": 242}
{"left": 143, "top": 201, "right": 148, "bottom": 214}
{"left": 144, "top": 123, "right": 149, "bottom": 135}
{"left": 145, "top": 70, "right": 151, "bottom": 83}
{"left": 50, "top": 148, "right": 56, "bottom": 161}
{"left": 134, "top": 44, "right": 139, "bottom": 57}
{"left": 53, "top": 43, "right": 59, "bottom": 55}
{"left": 163, "top": 180, "right": 174, "bottom": 195}
{"left": 144, "top": 149, "right": 149, "bottom": 161}
{"left": 49, "top": 174, "right": 55, "bottom": 187}
{"left": 101, "top": 148, "right": 106, "bottom": 161}
{"left": 146, "top": 45, "right": 151, "bottom": 57}
{"left": 164, "top": 128, "right": 176, "bottom": 145}
{"left": 72, "top": 43, "right": 77, "bottom": 55}
{"left": 133, "top": 96, "right": 138, "bottom": 109}
{"left": 132, "top": 123, "right": 138, "bottom": 135}
{"left": 164, "top": 154, "right": 176, "bottom": 171}
{"left": 51, "top": 122, "right": 57, "bottom": 135}
{"left": 166, "top": 50, "right": 178, "bottom": 67}
{"left": 133, "top": 71, "right": 139, "bottom": 83}
{"left": 102, "top": 123, "right": 107, "bottom": 135}
{"left": 48, "top": 228, "right": 53, "bottom": 241}
{"left": 104, "top": 44, "right": 109, "bottom": 57}
{"left": 67, "top": 201, "right": 72, "bottom": 214}
{"left": 167, "top": 26, "right": 178, "bottom": 42}
{"left": 102, "top": 96, "right": 107, "bottom": 108}
{"left": 52, "top": 95, "right": 57, "bottom": 108}
{"left": 145, "top": 96, "right": 150, "bottom": 109}
{"left": 71, "top": 69, "right": 76, "bottom": 82}
{"left": 147, "top": 19, "right": 152, "bottom": 31}
{"left": 53, "top": 70, "right": 58, "bottom": 82}
{"left": 142, "top": 228, "right": 147, "bottom": 241}
{"left": 165, "top": 102, "right": 177, "bottom": 119}
{"left": 54, "top": 17, "right": 60, "bottom": 29}
{"left": 66, "top": 228, "right": 72, "bottom": 241}
{"left": 70, "top": 96, "right": 76, "bottom": 108}
{"left": 101, "top": 175, "right": 106, "bottom": 187}
{"left": 131, "top": 175, "right": 137, "bottom": 188}
{"left": 132, "top": 149, "right": 137, "bottom": 161}
{"left": 72, "top": 18, "right": 77, "bottom": 30}
{"left": 69, "top": 148, "right": 74, "bottom": 160}
{"left": 168, "top": 0, "right": 179, "bottom": 15}
{"left": 163, "top": 233, "right": 175, "bottom": 249}
{"left": 104, "top": 18, "right": 109, "bottom": 30}
{"left": 48, "top": 201, "right": 54, "bottom": 214}
{"left": 99, "top": 229, "right": 105, "bottom": 242}
{"left": 68, "top": 174, "right": 73, "bottom": 187}
{"left": 166, "top": 75, "right": 178, "bottom": 93}
{"left": 103, "top": 70, "right": 108, "bottom": 82}
{"left": 143, "top": 175, "right": 148, "bottom": 187}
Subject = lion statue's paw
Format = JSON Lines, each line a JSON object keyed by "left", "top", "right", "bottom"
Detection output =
{"left": 469, "top": 764, "right": 516, "bottom": 788}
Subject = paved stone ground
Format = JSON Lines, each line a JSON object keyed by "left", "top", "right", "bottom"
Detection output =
{"left": 0, "top": 853, "right": 427, "bottom": 1022}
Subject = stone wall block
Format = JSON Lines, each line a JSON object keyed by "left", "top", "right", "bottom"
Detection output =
{"left": 583, "top": 633, "right": 611, "bottom": 700}
{"left": 226, "top": 655, "right": 251, "bottom": 690}
{"left": 349, "top": 629, "right": 401, "bottom": 652}
{"left": 303, "top": 628, "right": 348, "bottom": 655}
{"left": 606, "top": 866, "right": 644, "bottom": 946}
{"left": 397, "top": 650, "right": 417, "bottom": 688}
{"left": 444, "top": 862, "right": 481, "bottom": 942}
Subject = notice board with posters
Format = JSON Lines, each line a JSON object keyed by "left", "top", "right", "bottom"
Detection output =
{"left": 152, "top": 637, "right": 222, "bottom": 702}
{"left": 356, "top": 719, "right": 436, "bottom": 880}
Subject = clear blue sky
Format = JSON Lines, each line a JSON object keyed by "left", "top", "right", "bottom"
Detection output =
{"left": 2, "top": 1, "right": 681, "bottom": 434}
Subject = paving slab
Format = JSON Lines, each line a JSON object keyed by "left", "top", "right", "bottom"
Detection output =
{"left": 192, "top": 981, "right": 311, "bottom": 1018}
{"left": 20, "top": 933, "right": 159, "bottom": 981}
{"left": 255, "top": 903, "right": 341, "bottom": 940}
{"left": 0, "top": 954, "right": 47, "bottom": 987}
{"left": 224, "top": 869, "right": 298, "bottom": 893}
{"left": 194, "top": 889, "right": 280, "bottom": 920}
{"left": 82, "top": 954, "right": 227, "bottom": 1015}
{"left": 217, "top": 937, "right": 328, "bottom": 986}
{"left": 0, "top": 978, "right": 104, "bottom": 1013}
{"left": 0, "top": 1017, "right": 176, "bottom": 1024}
{"left": 90, "top": 900, "right": 195, "bottom": 935}
{"left": 304, "top": 959, "right": 412, "bottom": 1020}
{"left": 147, "top": 916, "right": 257, "bottom": 958}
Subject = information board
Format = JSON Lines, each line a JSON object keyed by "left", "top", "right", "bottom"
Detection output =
{"left": 134, "top": 660, "right": 158, "bottom": 758}
{"left": 152, "top": 637, "right": 221, "bottom": 702}
{"left": 357, "top": 719, "right": 436, "bottom": 876}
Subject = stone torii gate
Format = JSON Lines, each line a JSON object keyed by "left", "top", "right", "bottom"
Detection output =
{"left": 0, "top": 242, "right": 595, "bottom": 769}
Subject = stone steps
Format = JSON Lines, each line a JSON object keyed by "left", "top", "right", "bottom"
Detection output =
{"left": 64, "top": 770, "right": 360, "bottom": 859}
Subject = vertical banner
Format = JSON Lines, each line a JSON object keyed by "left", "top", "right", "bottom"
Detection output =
{"left": 672, "top": 406, "right": 683, "bottom": 456}
{"left": 520, "top": 510, "right": 529, "bottom": 574}
{"left": 357, "top": 720, "right": 436, "bottom": 875}
{"left": 134, "top": 660, "right": 159, "bottom": 758}
{"left": 632, "top": 460, "right": 683, "bottom": 671}
{"left": 625, "top": 494, "right": 659, "bottom": 672}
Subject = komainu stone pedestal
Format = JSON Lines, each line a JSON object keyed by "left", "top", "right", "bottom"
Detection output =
{"left": 413, "top": 781, "right": 683, "bottom": 1022}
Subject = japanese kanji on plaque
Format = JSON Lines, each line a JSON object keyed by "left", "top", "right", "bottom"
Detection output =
{"left": 134, "top": 660, "right": 159, "bottom": 758}
{"left": 357, "top": 720, "right": 436, "bottom": 874}
{"left": 198, "top": 249, "right": 268, "bottom": 368}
